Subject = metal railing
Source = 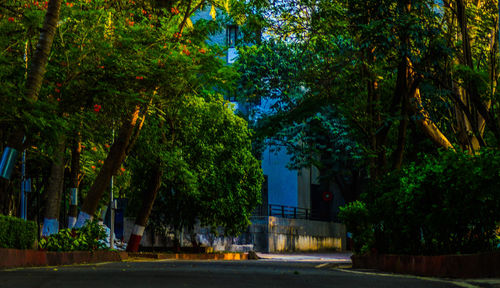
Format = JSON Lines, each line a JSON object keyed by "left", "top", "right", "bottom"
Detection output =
{"left": 267, "top": 204, "right": 323, "bottom": 221}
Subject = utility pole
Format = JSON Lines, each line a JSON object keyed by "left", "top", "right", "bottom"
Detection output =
{"left": 20, "top": 151, "right": 26, "bottom": 220}
{"left": 109, "top": 175, "right": 115, "bottom": 249}
{"left": 109, "top": 128, "right": 115, "bottom": 249}
{"left": 20, "top": 41, "right": 30, "bottom": 220}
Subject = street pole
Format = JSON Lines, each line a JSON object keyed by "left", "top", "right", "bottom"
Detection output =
{"left": 20, "top": 42, "right": 29, "bottom": 220}
{"left": 109, "top": 127, "right": 115, "bottom": 249}
{"left": 20, "top": 150, "right": 26, "bottom": 220}
{"left": 110, "top": 175, "right": 115, "bottom": 249}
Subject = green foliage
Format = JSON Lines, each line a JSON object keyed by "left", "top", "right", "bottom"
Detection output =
{"left": 338, "top": 201, "right": 373, "bottom": 254}
{"left": 348, "top": 149, "right": 500, "bottom": 255}
{"left": 238, "top": 0, "right": 500, "bottom": 180}
{"left": 39, "top": 219, "right": 107, "bottom": 251}
{"left": 130, "top": 95, "right": 263, "bottom": 237}
{"left": 274, "top": 106, "right": 361, "bottom": 172}
{"left": 177, "top": 96, "right": 263, "bottom": 235}
{"left": 0, "top": 215, "right": 37, "bottom": 249}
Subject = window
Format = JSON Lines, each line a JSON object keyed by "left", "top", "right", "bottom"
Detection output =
{"left": 226, "top": 25, "right": 238, "bottom": 47}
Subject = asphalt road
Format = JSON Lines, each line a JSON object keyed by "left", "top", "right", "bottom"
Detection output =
{"left": 0, "top": 259, "right": 467, "bottom": 288}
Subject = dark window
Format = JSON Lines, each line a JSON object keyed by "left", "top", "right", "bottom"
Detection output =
{"left": 227, "top": 25, "right": 238, "bottom": 47}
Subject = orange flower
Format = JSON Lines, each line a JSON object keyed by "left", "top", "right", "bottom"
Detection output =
{"left": 170, "top": 7, "right": 179, "bottom": 15}
{"left": 120, "top": 167, "right": 126, "bottom": 172}
{"left": 91, "top": 165, "right": 96, "bottom": 170}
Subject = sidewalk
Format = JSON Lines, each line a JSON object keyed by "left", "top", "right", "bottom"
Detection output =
{"left": 256, "top": 252, "right": 352, "bottom": 263}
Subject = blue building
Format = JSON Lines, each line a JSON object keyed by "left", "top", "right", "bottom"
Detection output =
{"left": 189, "top": 7, "right": 347, "bottom": 252}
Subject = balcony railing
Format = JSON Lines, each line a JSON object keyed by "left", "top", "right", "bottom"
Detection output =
{"left": 253, "top": 204, "right": 330, "bottom": 221}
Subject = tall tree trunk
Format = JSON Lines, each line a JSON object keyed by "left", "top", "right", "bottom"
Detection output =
{"left": 42, "top": 137, "right": 66, "bottom": 236}
{"left": 456, "top": 0, "right": 500, "bottom": 145}
{"left": 391, "top": 55, "right": 411, "bottom": 170}
{"left": 408, "top": 86, "right": 454, "bottom": 149}
{"left": 126, "top": 163, "right": 163, "bottom": 252}
{"left": 0, "top": 0, "right": 63, "bottom": 214}
{"left": 400, "top": 1, "right": 453, "bottom": 150}
{"left": 68, "top": 134, "right": 81, "bottom": 228}
{"left": 26, "top": 0, "right": 63, "bottom": 102}
{"left": 75, "top": 106, "right": 141, "bottom": 228}
{"left": 392, "top": 110, "right": 408, "bottom": 170}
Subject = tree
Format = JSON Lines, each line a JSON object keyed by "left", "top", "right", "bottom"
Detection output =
{"left": 127, "top": 94, "right": 263, "bottom": 251}
{"left": 0, "top": 0, "right": 63, "bottom": 214}
{"left": 237, "top": 0, "right": 499, "bottom": 181}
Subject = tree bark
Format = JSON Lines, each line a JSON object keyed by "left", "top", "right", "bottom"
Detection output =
{"left": 456, "top": 0, "right": 500, "bottom": 145}
{"left": 68, "top": 134, "right": 81, "bottom": 228}
{"left": 26, "top": 0, "right": 63, "bottom": 102}
{"left": 75, "top": 106, "right": 141, "bottom": 228}
{"left": 0, "top": 0, "right": 63, "bottom": 214}
{"left": 408, "top": 87, "right": 454, "bottom": 150}
{"left": 390, "top": 55, "right": 411, "bottom": 170}
{"left": 401, "top": 1, "right": 453, "bottom": 151}
{"left": 126, "top": 163, "right": 163, "bottom": 252}
{"left": 392, "top": 111, "right": 408, "bottom": 170}
{"left": 42, "top": 137, "right": 66, "bottom": 236}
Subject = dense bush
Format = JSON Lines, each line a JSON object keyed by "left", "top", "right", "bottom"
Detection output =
{"left": 39, "top": 219, "right": 107, "bottom": 251}
{"left": 342, "top": 149, "right": 500, "bottom": 255}
{"left": 0, "top": 215, "right": 37, "bottom": 249}
{"left": 338, "top": 201, "right": 373, "bottom": 254}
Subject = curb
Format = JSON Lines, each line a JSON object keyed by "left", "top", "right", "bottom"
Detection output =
{"left": 128, "top": 252, "right": 249, "bottom": 261}
{"left": 351, "top": 252, "right": 500, "bottom": 278}
{"left": 0, "top": 248, "right": 128, "bottom": 269}
{"left": 0, "top": 248, "right": 249, "bottom": 269}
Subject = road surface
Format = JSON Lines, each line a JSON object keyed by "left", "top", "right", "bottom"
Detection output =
{"left": 0, "top": 258, "right": 468, "bottom": 288}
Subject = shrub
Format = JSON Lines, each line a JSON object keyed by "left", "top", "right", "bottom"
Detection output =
{"left": 362, "top": 149, "right": 500, "bottom": 255}
{"left": 338, "top": 201, "right": 373, "bottom": 254}
{"left": 39, "top": 219, "right": 107, "bottom": 251}
{"left": 0, "top": 215, "right": 37, "bottom": 249}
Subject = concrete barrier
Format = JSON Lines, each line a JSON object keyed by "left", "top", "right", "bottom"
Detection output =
{"left": 0, "top": 248, "right": 249, "bottom": 269}
{"left": 0, "top": 248, "right": 128, "bottom": 269}
{"left": 251, "top": 216, "right": 346, "bottom": 252}
{"left": 127, "top": 252, "right": 249, "bottom": 260}
{"left": 123, "top": 217, "right": 346, "bottom": 253}
{"left": 351, "top": 252, "right": 500, "bottom": 278}
{"left": 0, "top": 248, "right": 46, "bottom": 268}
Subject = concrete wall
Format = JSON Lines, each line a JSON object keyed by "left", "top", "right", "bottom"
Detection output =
{"left": 123, "top": 217, "right": 253, "bottom": 252}
{"left": 250, "top": 216, "right": 346, "bottom": 253}
{"left": 124, "top": 217, "right": 345, "bottom": 253}
{"left": 190, "top": 6, "right": 234, "bottom": 63}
